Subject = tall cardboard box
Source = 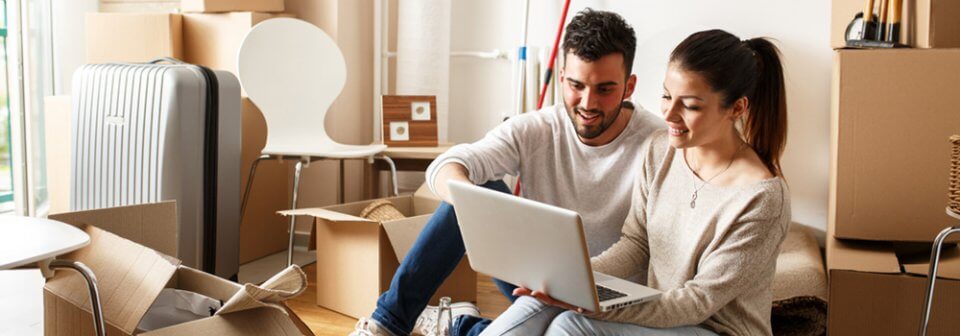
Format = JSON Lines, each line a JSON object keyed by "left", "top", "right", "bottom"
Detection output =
{"left": 280, "top": 185, "right": 477, "bottom": 319}
{"left": 831, "top": 0, "right": 960, "bottom": 48}
{"left": 45, "top": 202, "right": 313, "bottom": 335}
{"left": 85, "top": 13, "right": 183, "bottom": 63}
{"left": 44, "top": 96, "right": 72, "bottom": 215}
{"left": 830, "top": 49, "right": 960, "bottom": 242}
{"left": 827, "top": 222, "right": 960, "bottom": 335}
{"left": 181, "top": 0, "right": 285, "bottom": 13}
{"left": 240, "top": 97, "right": 293, "bottom": 263}
{"left": 183, "top": 12, "right": 292, "bottom": 76}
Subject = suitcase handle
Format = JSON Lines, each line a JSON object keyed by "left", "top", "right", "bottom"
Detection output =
{"left": 148, "top": 57, "right": 185, "bottom": 65}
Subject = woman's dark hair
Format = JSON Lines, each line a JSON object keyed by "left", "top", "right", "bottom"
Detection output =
{"left": 669, "top": 29, "right": 787, "bottom": 176}
{"left": 562, "top": 8, "right": 637, "bottom": 75}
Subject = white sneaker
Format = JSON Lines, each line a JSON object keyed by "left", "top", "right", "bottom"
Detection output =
{"left": 350, "top": 317, "right": 394, "bottom": 336}
{"left": 412, "top": 298, "right": 481, "bottom": 336}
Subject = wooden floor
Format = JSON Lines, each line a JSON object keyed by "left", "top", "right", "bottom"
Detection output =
{"left": 287, "top": 264, "right": 512, "bottom": 336}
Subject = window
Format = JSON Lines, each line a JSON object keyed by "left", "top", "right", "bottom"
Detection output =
{"left": 2, "top": 0, "right": 52, "bottom": 215}
{"left": 1, "top": 0, "right": 12, "bottom": 208}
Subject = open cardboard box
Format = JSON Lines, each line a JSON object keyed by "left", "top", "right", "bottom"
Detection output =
{"left": 45, "top": 202, "right": 313, "bottom": 335}
{"left": 827, "top": 222, "right": 960, "bottom": 335}
{"left": 280, "top": 184, "right": 477, "bottom": 319}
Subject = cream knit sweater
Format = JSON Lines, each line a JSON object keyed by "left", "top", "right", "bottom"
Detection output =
{"left": 592, "top": 130, "right": 791, "bottom": 336}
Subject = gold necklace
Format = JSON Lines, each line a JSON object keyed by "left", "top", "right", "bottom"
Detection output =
{"left": 688, "top": 143, "right": 745, "bottom": 209}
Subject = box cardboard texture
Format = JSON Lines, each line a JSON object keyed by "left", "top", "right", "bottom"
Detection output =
{"left": 45, "top": 202, "right": 313, "bottom": 336}
{"left": 85, "top": 13, "right": 182, "bottom": 64}
{"left": 831, "top": 0, "right": 960, "bottom": 48}
{"left": 239, "top": 97, "right": 293, "bottom": 263}
{"left": 830, "top": 49, "right": 960, "bottom": 242}
{"left": 183, "top": 12, "right": 292, "bottom": 77}
{"left": 44, "top": 96, "right": 71, "bottom": 215}
{"left": 280, "top": 185, "right": 477, "bottom": 319}
{"left": 181, "top": 0, "right": 284, "bottom": 13}
{"left": 827, "top": 221, "right": 960, "bottom": 335}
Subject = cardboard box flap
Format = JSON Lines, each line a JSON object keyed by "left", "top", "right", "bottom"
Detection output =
{"left": 381, "top": 216, "right": 434, "bottom": 263}
{"left": 901, "top": 245, "right": 960, "bottom": 280}
{"left": 49, "top": 201, "right": 179, "bottom": 258}
{"left": 827, "top": 234, "right": 901, "bottom": 274}
{"left": 278, "top": 207, "right": 377, "bottom": 223}
{"left": 140, "top": 307, "right": 302, "bottom": 335}
{"left": 413, "top": 183, "right": 439, "bottom": 201}
{"left": 174, "top": 266, "right": 242, "bottom": 302}
{"left": 45, "top": 225, "right": 180, "bottom": 334}
{"left": 412, "top": 183, "right": 442, "bottom": 215}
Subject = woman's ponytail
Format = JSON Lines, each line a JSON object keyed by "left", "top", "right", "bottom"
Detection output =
{"left": 743, "top": 38, "right": 787, "bottom": 176}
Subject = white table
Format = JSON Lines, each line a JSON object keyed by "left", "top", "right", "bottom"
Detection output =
{"left": 0, "top": 216, "right": 105, "bottom": 336}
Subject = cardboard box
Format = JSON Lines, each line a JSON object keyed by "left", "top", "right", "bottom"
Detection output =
{"left": 44, "top": 96, "right": 72, "bottom": 215}
{"left": 182, "top": 0, "right": 284, "bottom": 13}
{"left": 183, "top": 12, "right": 291, "bottom": 76}
{"left": 830, "top": 49, "right": 960, "bottom": 242}
{"left": 827, "top": 223, "right": 960, "bottom": 335}
{"left": 831, "top": 0, "right": 960, "bottom": 48}
{"left": 85, "top": 13, "right": 182, "bottom": 63}
{"left": 239, "top": 97, "right": 293, "bottom": 263}
{"left": 45, "top": 203, "right": 313, "bottom": 335}
{"left": 280, "top": 185, "right": 477, "bottom": 319}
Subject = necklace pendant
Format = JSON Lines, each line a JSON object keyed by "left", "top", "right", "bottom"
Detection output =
{"left": 690, "top": 191, "right": 698, "bottom": 209}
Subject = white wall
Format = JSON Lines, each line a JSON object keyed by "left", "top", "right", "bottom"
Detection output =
{"left": 448, "top": 0, "right": 832, "bottom": 241}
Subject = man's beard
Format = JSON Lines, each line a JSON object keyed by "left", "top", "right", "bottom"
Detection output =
{"left": 565, "top": 104, "right": 623, "bottom": 139}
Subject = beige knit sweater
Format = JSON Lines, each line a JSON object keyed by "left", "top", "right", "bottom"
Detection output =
{"left": 592, "top": 130, "right": 791, "bottom": 336}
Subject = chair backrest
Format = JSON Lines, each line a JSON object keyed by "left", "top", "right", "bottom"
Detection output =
{"left": 237, "top": 18, "right": 345, "bottom": 153}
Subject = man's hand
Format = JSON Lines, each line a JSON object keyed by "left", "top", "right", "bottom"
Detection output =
{"left": 512, "top": 287, "right": 594, "bottom": 315}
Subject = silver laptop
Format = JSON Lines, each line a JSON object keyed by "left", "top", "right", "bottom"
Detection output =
{"left": 448, "top": 180, "right": 662, "bottom": 312}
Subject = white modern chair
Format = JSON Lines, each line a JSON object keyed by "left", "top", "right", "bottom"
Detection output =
{"left": 237, "top": 18, "right": 398, "bottom": 267}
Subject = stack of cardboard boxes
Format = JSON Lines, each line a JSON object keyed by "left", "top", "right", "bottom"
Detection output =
{"left": 59, "top": 0, "right": 478, "bottom": 322}
{"left": 79, "top": 0, "right": 294, "bottom": 265}
{"left": 828, "top": 1, "right": 960, "bottom": 334}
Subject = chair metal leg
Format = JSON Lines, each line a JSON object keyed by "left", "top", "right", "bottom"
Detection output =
{"left": 287, "top": 159, "right": 307, "bottom": 267}
{"left": 919, "top": 226, "right": 960, "bottom": 336}
{"left": 49, "top": 259, "right": 105, "bottom": 336}
{"left": 376, "top": 155, "right": 400, "bottom": 196}
{"left": 240, "top": 154, "right": 271, "bottom": 223}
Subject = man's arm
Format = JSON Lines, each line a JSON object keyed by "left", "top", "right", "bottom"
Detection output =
{"left": 425, "top": 112, "right": 536, "bottom": 202}
{"left": 431, "top": 162, "right": 470, "bottom": 204}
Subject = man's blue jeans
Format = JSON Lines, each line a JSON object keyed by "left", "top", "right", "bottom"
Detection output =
{"left": 371, "top": 180, "right": 517, "bottom": 336}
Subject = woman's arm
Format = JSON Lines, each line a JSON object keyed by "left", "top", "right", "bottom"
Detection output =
{"left": 594, "top": 212, "right": 788, "bottom": 328}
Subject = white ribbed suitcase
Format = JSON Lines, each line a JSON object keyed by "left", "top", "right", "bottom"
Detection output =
{"left": 70, "top": 59, "right": 241, "bottom": 280}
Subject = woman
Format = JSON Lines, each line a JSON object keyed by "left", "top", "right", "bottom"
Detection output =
{"left": 478, "top": 29, "right": 791, "bottom": 336}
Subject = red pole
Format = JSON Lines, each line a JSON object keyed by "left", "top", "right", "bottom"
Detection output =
{"left": 516, "top": 0, "right": 571, "bottom": 196}
{"left": 537, "top": 0, "right": 571, "bottom": 110}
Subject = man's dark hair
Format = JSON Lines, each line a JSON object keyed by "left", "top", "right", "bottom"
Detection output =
{"left": 561, "top": 8, "right": 637, "bottom": 75}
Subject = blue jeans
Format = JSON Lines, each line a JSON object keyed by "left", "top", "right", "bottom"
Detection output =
{"left": 372, "top": 180, "right": 517, "bottom": 336}
{"left": 480, "top": 296, "right": 719, "bottom": 336}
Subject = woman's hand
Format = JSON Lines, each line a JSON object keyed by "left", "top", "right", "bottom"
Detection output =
{"left": 512, "top": 287, "right": 595, "bottom": 315}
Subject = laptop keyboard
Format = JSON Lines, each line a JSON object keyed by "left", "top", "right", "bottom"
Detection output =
{"left": 596, "top": 285, "right": 628, "bottom": 302}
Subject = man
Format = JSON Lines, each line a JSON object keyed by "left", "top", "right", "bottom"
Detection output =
{"left": 352, "top": 9, "right": 663, "bottom": 336}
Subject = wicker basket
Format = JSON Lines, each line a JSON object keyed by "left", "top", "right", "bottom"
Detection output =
{"left": 950, "top": 135, "right": 960, "bottom": 215}
{"left": 360, "top": 200, "right": 407, "bottom": 222}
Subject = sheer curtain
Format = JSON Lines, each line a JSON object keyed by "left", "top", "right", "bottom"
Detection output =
{"left": 3, "top": 0, "right": 53, "bottom": 216}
